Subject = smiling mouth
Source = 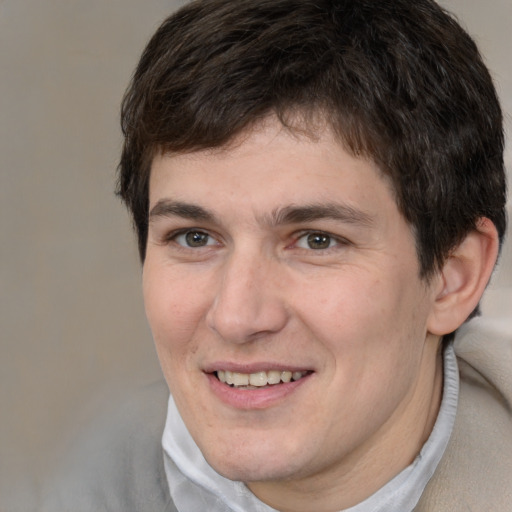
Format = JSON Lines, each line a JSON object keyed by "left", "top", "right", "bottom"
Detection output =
{"left": 214, "top": 370, "right": 311, "bottom": 389}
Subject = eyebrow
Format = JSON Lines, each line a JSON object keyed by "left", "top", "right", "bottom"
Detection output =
{"left": 149, "top": 200, "right": 215, "bottom": 222}
{"left": 267, "top": 203, "right": 375, "bottom": 227}
{"left": 149, "top": 199, "right": 375, "bottom": 228}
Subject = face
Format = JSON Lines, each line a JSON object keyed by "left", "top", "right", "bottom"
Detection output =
{"left": 143, "top": 118, "right": 442, "bottom": 503}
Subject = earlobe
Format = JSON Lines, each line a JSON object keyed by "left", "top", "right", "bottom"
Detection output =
{"left": 427, "top": 218, "right": 499, "bottom": 336}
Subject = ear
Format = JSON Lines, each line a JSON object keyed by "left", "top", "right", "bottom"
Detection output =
{"left": 427, "top": 218, "right": 499, "bottom": 336}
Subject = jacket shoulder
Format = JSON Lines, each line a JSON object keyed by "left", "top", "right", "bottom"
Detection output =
{"left": 417, "top": 318, "right": 512, "bottom": 511}
{"left": 40, "top": 380, "right": 176, "bottom": 512}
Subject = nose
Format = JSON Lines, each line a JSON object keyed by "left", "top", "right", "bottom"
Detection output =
{"left": 206, "top": 250, "right": 289, "bottom": 344}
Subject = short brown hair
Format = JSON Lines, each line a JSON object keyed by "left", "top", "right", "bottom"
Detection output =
{"left": 118, "top": 0, "right": 507, "bottom": 281}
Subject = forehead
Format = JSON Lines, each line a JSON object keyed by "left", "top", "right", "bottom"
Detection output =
{"left": 149, "top": 118, "right": 401, "bottom": 223}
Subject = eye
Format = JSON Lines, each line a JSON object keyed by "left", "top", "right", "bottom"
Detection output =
{"left": 173, "top": 230, "right": 216, "bottom": 248}
{"left": 295, "top": 232, "right": 339, "bottom": 250}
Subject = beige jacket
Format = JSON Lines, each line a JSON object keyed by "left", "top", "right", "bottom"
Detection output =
{"left": 417, "top": 318, "right": 512, "bottom": 511}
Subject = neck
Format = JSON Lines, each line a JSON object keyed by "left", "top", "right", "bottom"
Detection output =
{"left": 247, "top": 336, "right": 444, "bottom": 512}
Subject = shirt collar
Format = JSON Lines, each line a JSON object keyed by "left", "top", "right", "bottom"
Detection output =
{"left": 162, "top": 342, "right": 459, "bottom": 512}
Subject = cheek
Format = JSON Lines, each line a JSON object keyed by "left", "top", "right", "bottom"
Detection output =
{"left": 143, "top": 265, "right": 209, "bottom": 362}
{"left": 296, "top": 273, "right": 393, "bottom": 341}
{"left": 296, "top": 267, "right": 427, "bottom": 369}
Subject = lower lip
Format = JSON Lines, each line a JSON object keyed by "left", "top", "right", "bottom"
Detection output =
{"left": 206, "top": 373, "right": 312, "bottom": 410}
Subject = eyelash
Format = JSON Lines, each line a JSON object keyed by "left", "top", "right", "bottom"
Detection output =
{"left": 162, "top": 228, "right": 350, "bottom": 253}
{"left": 291, "top": 231, "right": 351, "bottom": 252}
{"left": 163, "top": 228, "right": 220, "bottom": 249}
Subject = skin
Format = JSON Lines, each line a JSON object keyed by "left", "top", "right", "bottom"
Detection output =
{"left": 143, "top": 117, "right": 444, "bottom": 512}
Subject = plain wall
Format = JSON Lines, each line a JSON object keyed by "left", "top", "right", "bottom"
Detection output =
{"left": 1, "top": 0, "right": 511, "bottom": 504}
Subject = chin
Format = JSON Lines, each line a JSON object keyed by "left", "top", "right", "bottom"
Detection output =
{"left": 200, "top": 435, "right": 309, "bottom": 484}
{"left": 211, "top": 457, "right": 298, "bottom": 484}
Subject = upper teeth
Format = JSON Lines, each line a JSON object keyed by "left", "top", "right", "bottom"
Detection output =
{"left": 216, "top": 370, "right": 307, "bottom": 387}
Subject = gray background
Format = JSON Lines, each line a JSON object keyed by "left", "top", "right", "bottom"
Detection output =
{"left": 1, "top": 0, "right": 511, "bottom": 502}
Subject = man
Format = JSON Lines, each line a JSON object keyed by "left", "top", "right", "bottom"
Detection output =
{"left": 44, "top": 0, "right": 511, "bottom": 510}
